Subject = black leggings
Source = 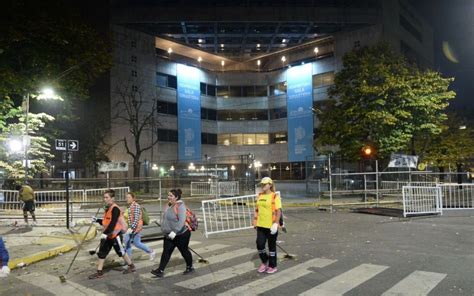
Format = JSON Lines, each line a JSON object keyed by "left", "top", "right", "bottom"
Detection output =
{"left": 157, "top": 230, "right": 193, "bottom": 271}
{"left": 256, "top": 227, "right": 278, "bottom": 268}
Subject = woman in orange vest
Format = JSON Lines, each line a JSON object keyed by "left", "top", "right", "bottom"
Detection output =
{"left": 123, "top": 192, "right": 155, "bottom": 260}
{"left": 254, "top": 177, "right": 282, "bottom": 274}
{"left": 89, "top": 189, "right": 135, "bottom": 279}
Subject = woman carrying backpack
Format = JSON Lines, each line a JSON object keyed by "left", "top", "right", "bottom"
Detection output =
{"left": 123, "top": 192, "right": 156, "bottom": 261}
{"left": 254, "top": 177, "right": 282, "bottom": 274}
{"left": 151, "top": 188, "right": 194, "bottom": 278}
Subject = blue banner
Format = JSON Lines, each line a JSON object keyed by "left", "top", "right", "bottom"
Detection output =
{"left": 287, "top": 64, "right": 314, "bottom": 162}
{"left": 177, "top": 64, "right": 201, "bottom": 161}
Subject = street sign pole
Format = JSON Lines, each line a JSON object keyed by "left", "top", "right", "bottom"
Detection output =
{"left": 65, "top": 139, "right": 70, "bottom": 229}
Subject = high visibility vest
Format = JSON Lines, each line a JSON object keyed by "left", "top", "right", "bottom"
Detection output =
{"left": 253, "top": 192, "right": 278, "bottom": 227}
{"left": 102, "top": 203, "right": 127, "bottom": 239}
{"left": 127, "top": 201, "right": 143, "bottom": 233}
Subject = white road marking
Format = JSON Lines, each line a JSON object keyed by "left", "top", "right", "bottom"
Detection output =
{"left": 382, "top": 270, "right": 447, "bottom": 296}
{"left": 18, "top": 272, "right": 106, "bottom": 296}
{"left": 299, "top": 263, "right": 389, "bottom": 296}
{"left": 218, "top": 258, "right": 337, "bottom": 296}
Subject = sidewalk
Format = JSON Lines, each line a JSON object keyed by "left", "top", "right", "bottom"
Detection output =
{"left": 0, "top": 223, "right": 97, "bottom": 270}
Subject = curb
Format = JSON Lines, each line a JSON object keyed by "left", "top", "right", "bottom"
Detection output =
{"left": 8, "top": 225, "right": 97, "bottom": 270}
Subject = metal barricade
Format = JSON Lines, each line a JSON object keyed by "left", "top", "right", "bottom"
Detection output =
{"left": 218, "top": 181, "right": 239, "bottom": 196}
{"left": 34, "top": 190, "right": 85, "bottom": 208}
{"left": 0, "top": 190, "right": 20, "bottom": 210}
{"left": 201, "top": 194, "right": 256, "bottom": 238}
{"left": 84, "top": 187, "right": 130, "bottom": 202}
{"left": 437, "top": 183, "right": 474, "bottom": 209}
{"left": 190, "top": 182, "right": 216, "bottom": 196}
{"left": 201, "top": 191, "right": 282, "bottom": 237}
{"left": 402, "top": 186, "right": 443, "bottom": 217}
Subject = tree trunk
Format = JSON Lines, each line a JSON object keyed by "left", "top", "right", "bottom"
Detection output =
{"left": 133, "top": 159, "right": 140, "bottom": 178}
{"left": 456, "top": 163, "right": 463, "bottom": 184}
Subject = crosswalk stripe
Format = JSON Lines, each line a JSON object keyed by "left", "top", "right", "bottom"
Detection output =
{"left": 299, "top": 263, "right": 389, "bottom": 296}
{"left": 175, "top": 262, "right": 256, "bottom": 289}
{"left": 141, "top": 247, "right": 255, "bottom": 279}
{"left": 218, "top": 258, "right": 337, "bottom": 296}
{"left": 18, "top": 272, "right": 105, "bottom": 296}
{"left": 382, "top": 270, "right": 447, "bottom": 296}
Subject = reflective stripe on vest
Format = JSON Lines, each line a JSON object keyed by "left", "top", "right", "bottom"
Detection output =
{"left": 102, "top": 204, "right": 127, "bottom": 239}
{"left": 253, "top": 192, "right": 277, "bottom": 227}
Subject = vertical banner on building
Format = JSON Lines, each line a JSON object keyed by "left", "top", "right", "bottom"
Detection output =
{"left": 177, "top": 64, "right": 201, "bottom": 161}
{"left": 287, "top": 63, "right": 314, "bottom": 162}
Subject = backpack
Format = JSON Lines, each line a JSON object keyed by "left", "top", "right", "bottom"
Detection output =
{"left": 141, "top": 207, "right": 150, "bottom": 226}
{"left": 173, "top": 204, "right": 198, "bottom": 231}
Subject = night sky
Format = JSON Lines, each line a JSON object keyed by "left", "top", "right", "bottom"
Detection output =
{"left": 411, "top": 0, "right": 474, "bottom": 113}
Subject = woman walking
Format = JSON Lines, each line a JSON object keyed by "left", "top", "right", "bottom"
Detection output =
{"left": 254, "top": 177, "right": 282, "bottom": 274}
{"left": 123, "top": 192, "right": 156, "bottom": 261}
{"left": 151, "top": 189, "right": 194, "bottom": 278}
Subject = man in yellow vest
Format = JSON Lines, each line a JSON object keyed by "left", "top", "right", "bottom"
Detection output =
{"left": 16, "top": 184, "right": 36, "bottom": 226}
{"left": 89, "top": 189, "right": 135, "bottom": 279}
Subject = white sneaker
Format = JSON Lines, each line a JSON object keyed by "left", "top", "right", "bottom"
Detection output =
{"left": 149, "top": 251, "right": 156, "bottom": 261}
{"left": 31, "top": 221, "right": 37, "bottom": 226}
{"left": 0, "top": 272, "right": 7, "bottom": 278}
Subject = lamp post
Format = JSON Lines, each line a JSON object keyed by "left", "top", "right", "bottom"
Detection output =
{"left": 230, "top": 165, "right": 236, "bottom": 180}
{"left": 23, "top": 88, "right": 62, "bottom": 182}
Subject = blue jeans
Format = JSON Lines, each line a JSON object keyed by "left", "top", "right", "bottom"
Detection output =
{"left": 124, "top": 232, "right": 152, "bottom": 257}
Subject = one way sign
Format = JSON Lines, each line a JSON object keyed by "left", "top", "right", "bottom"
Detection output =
{"left": 55, "top": 139, "right": 79, "bottom": 151}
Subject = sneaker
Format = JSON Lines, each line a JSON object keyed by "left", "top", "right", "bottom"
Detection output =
{"left": 31, "top": 221, "right": 37, "bottom": 226}
{"left": 183, "top": 266, "right": 195, "bottom": 275}
{"left": 149, "top": 251, "right": 156, "bottom": 261}
{"left": 150, "top": 269, "right": 164, "bottom": 278}
{"left": 88, "top": 270, "right": 104, "bottom": 280}
{"left": 123, "top": 264, "right": 136, "bottom": 274}
{"left": 257, "top": 263, "right": 268, "bottom": 273}
{"left": 266, "top": 267, "right": 278, "bottom": 274}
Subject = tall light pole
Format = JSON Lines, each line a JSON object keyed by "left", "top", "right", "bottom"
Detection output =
{"left": 23, "top": 88, "right": 62, "bottom": 182}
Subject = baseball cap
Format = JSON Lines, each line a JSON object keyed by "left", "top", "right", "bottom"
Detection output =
{"left": 260, "top": 177, "right": 273, "bottom": 185}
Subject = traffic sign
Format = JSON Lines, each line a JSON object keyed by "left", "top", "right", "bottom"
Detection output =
{"left": 62, "top": 152, "right": 73, "bottom": 163}
{"left": 55, "top": 139, "right": 67, "bottom": 151}
{"left": 55, "top": 139, "right": 79, "bottom": 151}
{"left": 68, "top": 140, "right": 79, "bottom": 151}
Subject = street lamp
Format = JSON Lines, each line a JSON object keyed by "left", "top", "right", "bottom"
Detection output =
{"left": 23, "top": 88, "right": 62, "bottom": 182}
{"left": 230, "top": 165, "right": 236, "bottom": 180}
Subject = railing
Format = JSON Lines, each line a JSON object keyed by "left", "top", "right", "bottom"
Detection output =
{"left": 190, "top": 182, "right": 216, "bottom": 196}
{"left": 437, "top": 183, "right": 474, "bottom": 209}
{"left": 402, "top": 186, "right": 442, "bottom": 217}
{"left": 201, "top": 194, "right": 256, "bottom": 238}
{"left": 0, "top": 187, "right": 130, "bottom": 210}
{"left": 218, "top": 181, "right": 239, "bottom": 196}
{"left": 84, "top": 187, "right": 130, "bottom": 202}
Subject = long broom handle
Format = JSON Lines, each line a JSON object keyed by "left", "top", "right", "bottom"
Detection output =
{"left": 65, "top": 205, "right": 102, "bottom": 275}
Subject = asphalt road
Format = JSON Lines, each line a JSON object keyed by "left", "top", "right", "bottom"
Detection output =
{"left": 1, "top": 208, "right": 473, "bottom": 295}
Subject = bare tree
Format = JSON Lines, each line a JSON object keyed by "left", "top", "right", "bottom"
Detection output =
{"left": 111, "top": 80, "right": 160, "bottom": 177}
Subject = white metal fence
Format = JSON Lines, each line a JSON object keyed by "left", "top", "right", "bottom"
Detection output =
{"left": 191, "top": 181, "right": 239, "bottom": 197}
{"left": 218, "top": 181, "right": 239, "bottom": 196}
{"left": 0, "top": 187, "right": 130, "bottom": 210}
{"left": 437, "top": 183, "right": 474, "bottom": 209}
{"left": 190, "top": 182, "right": 216, "bottom": 196}
{"left": 402, "top": 186, "right": 443, "bottom": 217}
{"left": 201, "top": 191, "right": 282, "bottom": 237}
{"left": 201, "top": 194, "right": 256, "bottom": 238}
{"left": 83, "top": 187, "right": 130, "bottom": 202}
